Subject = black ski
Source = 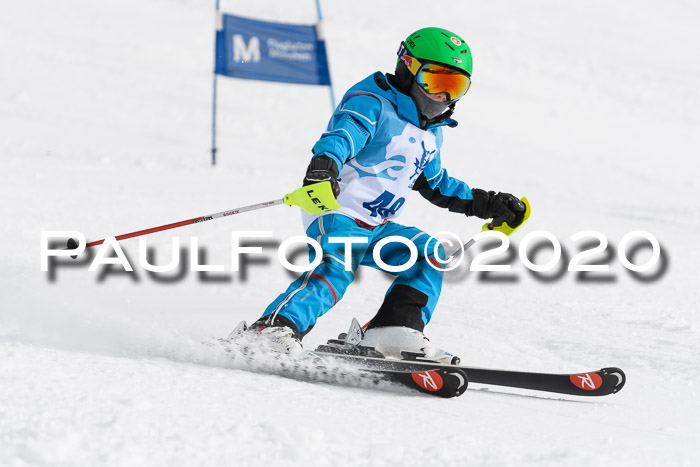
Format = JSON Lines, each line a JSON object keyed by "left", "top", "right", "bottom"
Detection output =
{"left": 312, "top": 345, "right": 626, "bottom": 397}
{"left": 209, "top": 337, "right": 468, "bottom": 398}
{"left": 359, "top": 366, "right": 468, "bottom": 398}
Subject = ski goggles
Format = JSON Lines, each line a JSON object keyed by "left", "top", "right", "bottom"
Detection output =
{"left": 397, "top": 41, "right": 471, "bottom": 101}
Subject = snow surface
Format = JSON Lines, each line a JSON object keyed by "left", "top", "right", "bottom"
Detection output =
{"left": 2, "top": 0, "right": 700, "bottom": 465}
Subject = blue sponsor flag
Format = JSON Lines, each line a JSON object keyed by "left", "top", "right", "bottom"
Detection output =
{"left": 215, "top": 14, "right": 331, "bottom": 85}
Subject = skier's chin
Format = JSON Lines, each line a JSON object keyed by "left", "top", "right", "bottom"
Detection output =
{"left": 419, "top": 105, "right": 453, "bottom": 123}
{"left": 423, "top": 106, "right": 451, "bottom": 120}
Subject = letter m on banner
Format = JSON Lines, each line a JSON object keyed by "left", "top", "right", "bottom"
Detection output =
{"left": 215, "top": 14, "right": 331, "bottom": 85}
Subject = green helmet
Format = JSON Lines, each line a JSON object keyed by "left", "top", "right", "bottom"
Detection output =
{"left": 394, "top": 27, "right": 473, "bottom": 125}
{"left": 398, "top": 27, "right": 473, "bottom": 76}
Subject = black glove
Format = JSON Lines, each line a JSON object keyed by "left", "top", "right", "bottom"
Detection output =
{"left": 468, "top": 188, "right": 526, "bottom": 227}
{"left": 303, "top": 155, "right": 340, "bottom": 197}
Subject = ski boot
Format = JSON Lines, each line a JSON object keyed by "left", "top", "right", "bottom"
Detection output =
{"left": 228, "top": 320, "right": 303, "bottom": 355}
{"left": 319, "top": 318, "right": 461, "bottom": 365}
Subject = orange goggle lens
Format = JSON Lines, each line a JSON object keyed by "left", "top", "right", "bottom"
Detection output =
{"left": 416, "top": 63, "right": 471, "bottom": 101}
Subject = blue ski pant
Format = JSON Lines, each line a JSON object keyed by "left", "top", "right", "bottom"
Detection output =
{"left": 260, "top": 214, "right": 446, "bottom": 335}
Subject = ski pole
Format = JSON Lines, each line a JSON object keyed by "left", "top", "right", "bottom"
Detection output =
{"left": 65, "top": 181, "right": 340, "bottom": 253}
{"left": 445, "top": 197, "right": 531, "bottom": 263}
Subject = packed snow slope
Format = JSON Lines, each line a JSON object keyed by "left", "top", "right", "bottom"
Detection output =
{"left": 2, "top": 0, "right": 699, "bottom": 466}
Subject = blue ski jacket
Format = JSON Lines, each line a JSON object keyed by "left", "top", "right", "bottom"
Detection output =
{"left": 302, "top": 72, "right": 475, "bottom": 229}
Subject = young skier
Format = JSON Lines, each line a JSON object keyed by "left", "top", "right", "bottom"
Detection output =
{"left": 235, "top": 27, "right": 526, "bottom": 360}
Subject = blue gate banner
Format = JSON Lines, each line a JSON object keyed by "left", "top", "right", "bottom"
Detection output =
{"left": 215, "top": 14, "right": 331, "bottom": 85}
